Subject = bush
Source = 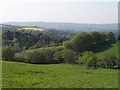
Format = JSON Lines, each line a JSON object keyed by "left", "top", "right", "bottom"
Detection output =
{"left": 53, "top": 49, "right": 77, "bottom": 64}
{"left": 98, "top": 54, "right": 118, "bottom": 69}
{"left": 77, "top": 52, "right": 119, "bottom": 69}
{"left": 63, "top": 41, "right": 73, "bottom": 50}
{"left": 14, "top": 47, "right": 63, "bottom": 64}
{"left": 53, "top": 51, "right": 63, "bottom": 63}
{"left": 14, "top": 52, "right": 26, "bottom": 62}
{"left": 28, "top": 49, "right": 53, "bottom": 64}
{"left": 2, "top": 46, "right": 15, "bottom": 61}
{"left": 77, "top": 51, "right": 97, "bottom": 68}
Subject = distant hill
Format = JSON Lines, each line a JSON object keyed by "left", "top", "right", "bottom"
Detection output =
{"left": 4, "top": 22, "right": 118, "bottom": 31}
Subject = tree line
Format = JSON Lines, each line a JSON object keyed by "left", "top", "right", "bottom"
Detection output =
{"left": 2, "top": 25, "right": 119, "bottom": 69}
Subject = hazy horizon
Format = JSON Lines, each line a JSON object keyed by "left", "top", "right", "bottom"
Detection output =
{"left": 0, "top": 1, "right": 118, "bottom": 24}
{"left": 2, "top": 21, "right": 118, "bottom": 25}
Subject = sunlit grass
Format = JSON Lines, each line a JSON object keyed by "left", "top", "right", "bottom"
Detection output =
{"left": 2, "top": 61, "right": 118, "bottom": 88}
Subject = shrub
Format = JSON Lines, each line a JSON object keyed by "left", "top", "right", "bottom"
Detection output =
{"left": 63, "top": 41, "right": 73, "bottom": 50}
{"left": 62, "top": 49, "right": 77, "bottom": 64}
{"left": 14, "top": 52, "right": 26, "bottom": 62}
{"left": 53, "top": 49, "right": 77, "bottom": 64}
{"left": 14, "top": 47, "right": 63, "bottom": 64}
{"left": 53, "top": 51, "right": 63, "bottom": 63}
{"left": 2, "top": 46, "right": 15, "bottom": 61}
{"left": 77, "top": 51, "right": 98, "bottom": 68}
{"left": 98, "top": 54, "right": 118, "bottom": 69}
{"left": 28, "top": 49, "right": 53, "bottom": 64}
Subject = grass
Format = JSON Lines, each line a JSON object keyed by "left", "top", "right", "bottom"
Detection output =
{"left": 93, "top": 41, "right": 118, "bottom": 57}
{"left": 2, "top": 61, "right": 118, "bottom": 88}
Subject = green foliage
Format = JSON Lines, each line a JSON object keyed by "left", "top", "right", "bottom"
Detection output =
{"left": 77, "top": 51, "right": 118, "bottom": 69}
{"left": 98, "top": 54, "right": 118, "bottom": 69}
{"left": 105, "top": 32, "right": 115, "bottom": 41}
{"left": 2, "top": 46, "right": 15, "bottom": 61}
{"left": 63, "top": 32, "right": 115, "bottom": 53}
{"left": 71, "top": 32, "right": 93, "bottom": 52}
{"left": 63, "top": 41, "right": 73, "bottom": 50}
{"left": 53, "top": 49, "right": 77, "bottom": 64}
{"left": 2, "top": 25, "right": 70, "bottom": 50}
{"left": 77, "top": 51, "right": 97, "bottom": 68}
{"left": 14, "top": 47, "right": 64, "bottom": 64}
{"left": 62, "top": 49, "right": 77, "bottom": 64}
{"left": 14, "top": 47, "right": 77, "bottom": 64}
{"left": 53, "top": 51, "right": 63, "bottom": 63}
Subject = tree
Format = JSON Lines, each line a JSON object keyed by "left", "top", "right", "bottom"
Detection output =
{"left": 62, "top": 49, "right": 77, "bottom": 64}
{"left": 53, "top": 51, "right": 63, "bottom": 63}
{"left": 77, "top": 51, "right": 97, "bottom": 68}
{"left": 105, "top": 32, "right": 115, "bottom": 41}
{"left": 90, "top": 31, "right": 102, "bottom": 44}
{"left": 98, "top": 54, "right": 117, "bottom": 69}
{"left": 2, "top": 46, "right": 15, "bottom": 61}
{"left": 53, "top": 49, "right": 77, "bottom": 64}
{"left": 63, "top": 41, "right": 73, "bottom": 50}
{"left": 71, "top": 32, "right": 93, "bottom": 52}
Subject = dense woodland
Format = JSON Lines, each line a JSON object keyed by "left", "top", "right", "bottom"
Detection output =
{"left": 2, "top": 25, "right": 120, "bottom": 69}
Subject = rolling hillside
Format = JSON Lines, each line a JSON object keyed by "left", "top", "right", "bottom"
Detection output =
{"left": 93, "top": 41, "right": 118, "bottom": 57}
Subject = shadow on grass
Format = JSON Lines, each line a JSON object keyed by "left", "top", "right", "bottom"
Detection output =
{"left": 91, "top": 41, "right": 116, "bottom": 53}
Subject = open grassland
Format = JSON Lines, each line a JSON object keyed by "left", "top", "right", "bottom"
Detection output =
{"left": 94, "top": 41, "right": 118, "bottom": 57}
{"left": 2, "top": 61, "right": 118, "bottom": 88}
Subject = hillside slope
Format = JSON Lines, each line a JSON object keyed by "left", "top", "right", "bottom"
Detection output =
{"left": 2, "top": 61, "right": 118, "bottom": 88}
{"left": 93, "top": 41, "right": 118, "bottom": 57}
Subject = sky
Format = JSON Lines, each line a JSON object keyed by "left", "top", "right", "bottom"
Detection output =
{"left": 0, "top": 0, "right": 119, "bottom": 24}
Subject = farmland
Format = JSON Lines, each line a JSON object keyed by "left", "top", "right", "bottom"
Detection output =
{"left": 2, "top": 61, "right": 118, "bottom": 88}
{"left": 17, "top": 27, "right": 45, "bottom": 31}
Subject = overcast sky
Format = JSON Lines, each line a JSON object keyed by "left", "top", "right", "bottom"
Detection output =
{"left": 0, "top": 0, "right": 118, "bottom": 24}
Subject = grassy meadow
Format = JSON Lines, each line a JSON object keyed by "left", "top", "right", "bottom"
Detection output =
{"left": 94, "top": 41, "right": 118, "bottom": 57}
{"left": 2, "top": 61, "right": 118, "bottom": 88}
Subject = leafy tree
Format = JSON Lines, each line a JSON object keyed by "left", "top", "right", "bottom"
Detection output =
{"left": 77, "top": 51, "right": 97, "bottom": 68}
{"left": 105, "top": 32, "right": 115, "bottom": 41}
{"left": 98, "top": 54, "right": 117, "bottom": 69}
{"left": 62, "top": 49, "right": 77, "bottom": 64}
{"left": 53, "top": 51, "right": 63, "bottom": 63}
{"left": 63, "top": 41, "right": 73, "bottom": 50}
{"left": 2, "top": 46, "right": 15, "bottom": 61}
{"left": 70, "top": 32, "right": 93, "bottom": 52}
{"left": 90, "top": 31, "right": 103, "bottom": 44}
{"left": 53, "top": 49, "right": 77, "bottom": 64}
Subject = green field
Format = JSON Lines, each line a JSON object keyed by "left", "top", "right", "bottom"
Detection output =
{"left": 2, "top": 61, "right": 118, "bottom": 88}
{"left": 94, "top": 41, "right": 118, "bottom": 57}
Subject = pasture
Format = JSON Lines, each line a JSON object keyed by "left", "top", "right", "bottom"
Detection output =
{"left": 2, "top": 61, "right": 118, "bottom": 88}
{"left": 94, "top": 41, "right": 118, "bottom": 57}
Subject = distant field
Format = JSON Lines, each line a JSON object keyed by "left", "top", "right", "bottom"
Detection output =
{"left": 2, "top": 61, "right": 118, "bottom": 88}
{"left": 17, "top": 27, "right": 45, "bottom": 31}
